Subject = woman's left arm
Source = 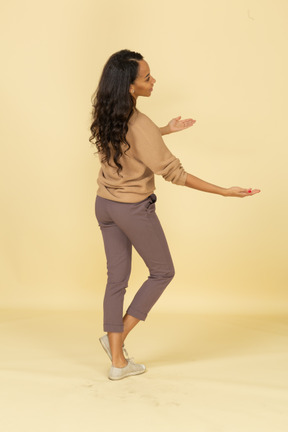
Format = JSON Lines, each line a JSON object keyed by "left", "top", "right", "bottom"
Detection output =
{"left": 159, "top": 116, "right": 196, "bottom": 136}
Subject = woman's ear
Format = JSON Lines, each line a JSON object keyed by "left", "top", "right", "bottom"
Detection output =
{"left": 130, "top": 85, "right": 135, "bottom": 94}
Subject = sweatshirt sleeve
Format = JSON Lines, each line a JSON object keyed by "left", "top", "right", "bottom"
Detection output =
{"left": 129, "top": 113, "right": 187, "bottom": 186}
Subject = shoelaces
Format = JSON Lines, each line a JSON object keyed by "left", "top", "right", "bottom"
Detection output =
{"left": 123, "top": 346, "right": 129, "bottom": 359}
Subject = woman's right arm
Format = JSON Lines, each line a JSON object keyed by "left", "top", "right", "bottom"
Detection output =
{"left": 185, "top": 173, "right": 261, "bottom": 198}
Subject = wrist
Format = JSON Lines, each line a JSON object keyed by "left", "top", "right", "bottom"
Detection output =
{"left": 159, "top": 125, "right": 171, "bottom": 136}
{"left": 165, "top": 124, "right": 171, "bottom": 135}
{"left": 221, "top": 188, "right": 229, "bottom": 197}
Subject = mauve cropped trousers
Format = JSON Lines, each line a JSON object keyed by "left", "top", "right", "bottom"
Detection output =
{"left": 95, "top": 194, "right": 175, "bottom": 333}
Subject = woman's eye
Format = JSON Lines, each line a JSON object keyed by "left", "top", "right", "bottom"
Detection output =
{"left": 146, "top": 76, "right": 150, "bottom": 82}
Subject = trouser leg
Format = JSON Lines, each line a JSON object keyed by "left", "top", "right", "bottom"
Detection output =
{"left": 125, "top": 201, "right": 175, "bottom": 320}
{"left": 99, "top": 223, "right": 132, "bottom": 333}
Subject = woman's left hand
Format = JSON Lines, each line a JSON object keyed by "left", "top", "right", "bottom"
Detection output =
{"left": 223, "top": 187, "right": 261, "bottom": 197}
{"left": 168, "top": 116, "right": 196, "bottom": 133}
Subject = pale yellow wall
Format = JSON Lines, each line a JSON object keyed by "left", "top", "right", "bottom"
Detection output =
{"left": 1, "top": 0, "right": 287, "bottom": 312}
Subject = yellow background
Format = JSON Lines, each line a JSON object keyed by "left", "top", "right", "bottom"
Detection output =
{"left": 1, "top": 0, "right": 287, "bottom": 313}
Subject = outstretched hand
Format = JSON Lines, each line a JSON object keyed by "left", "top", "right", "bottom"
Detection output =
{"left": 168, "top": 116, "right": 196, "bottom": 133}
{"left": 224, "top": 187, "right": 261, "bottom": 198}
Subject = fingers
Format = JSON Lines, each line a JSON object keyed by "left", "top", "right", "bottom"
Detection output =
{"left": 181, "top": 118, "right": 196, "bottom": 124}
{"left": 248, "top": 189, "right": 261, "bottom": 195}
{"left": 228, "top": 187, "right": 261, "bottom": 197}
{"left": 182, "top": 118, "right": 195, "bottom": 122}
{"left": 174, "top": 117, "right": 196, "bottom": 123}
{"left": 241, "top": 188, "right": 261, "bottom": 197}
{"left": 178, "top": 118, "right": 196, "bottom": 129}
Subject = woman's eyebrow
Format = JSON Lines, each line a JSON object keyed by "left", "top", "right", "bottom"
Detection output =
{"left": 144, "top": 73, "right": 150, "bottom": 78}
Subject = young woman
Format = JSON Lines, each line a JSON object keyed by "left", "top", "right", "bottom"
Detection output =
{"left": 90, "top": 49, "right": 260, "bottom": 381}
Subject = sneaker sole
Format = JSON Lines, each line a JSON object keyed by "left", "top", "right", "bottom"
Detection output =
{"left": 108, "top": 368, "right": 146, "bottom": 381}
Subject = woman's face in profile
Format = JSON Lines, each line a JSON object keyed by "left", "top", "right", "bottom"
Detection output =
{"left": 130, "top": 60, "right": 156, "bottom": 99}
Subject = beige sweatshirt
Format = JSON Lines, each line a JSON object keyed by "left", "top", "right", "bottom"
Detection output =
{"left": 97, "top": 111, "right": 187, "bottom": 203}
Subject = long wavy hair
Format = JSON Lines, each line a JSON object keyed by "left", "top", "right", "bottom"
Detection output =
{"left": 90, "top": 49, "right": 143, "bottom": 174}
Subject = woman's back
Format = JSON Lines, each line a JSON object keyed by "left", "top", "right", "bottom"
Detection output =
{"left": 97, "top": 110, "right": 187, "bottom": 203}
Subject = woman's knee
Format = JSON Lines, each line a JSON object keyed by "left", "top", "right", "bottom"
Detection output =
{"left": 151, "top": 263, "right": 175, "bottom": 283}
{"left": 165, "top": 260, "right": 175, "bottom": 280}
{"left": 165, "top": 267, "right": 175, "bottom": 282}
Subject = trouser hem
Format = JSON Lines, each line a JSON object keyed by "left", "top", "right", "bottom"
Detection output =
{"left": 104, "top": 323, "right": 124, "bottom": 333}
{"left": 126, "top": 306, "right": 147, "bottom": 321}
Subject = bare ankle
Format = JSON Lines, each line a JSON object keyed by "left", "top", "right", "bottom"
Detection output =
{"left": 112, "top": 359, "right": 128, "bottom": 368}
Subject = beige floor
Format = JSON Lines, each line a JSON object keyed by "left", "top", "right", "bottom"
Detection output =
{"left": 1, "top": 310, "right": 288, "bottom": 432}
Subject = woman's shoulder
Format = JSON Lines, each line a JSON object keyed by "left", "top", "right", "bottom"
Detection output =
{"left": 129, "top": 110, "right": 158, "bottom": 131}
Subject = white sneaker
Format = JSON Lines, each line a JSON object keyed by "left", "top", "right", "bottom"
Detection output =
{"left": 108, "top": 359, "right": 146, "bottom": 381}
{"left": 99, "top": 334, "right": 130, "bottom": 361}
{"left": 99, "top": 334, "right": 112, "bottom": 361}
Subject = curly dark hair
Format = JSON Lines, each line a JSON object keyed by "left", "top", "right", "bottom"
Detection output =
{"left": 89, "top": 49, "right": 144, "bottom": 174}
